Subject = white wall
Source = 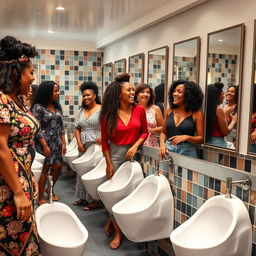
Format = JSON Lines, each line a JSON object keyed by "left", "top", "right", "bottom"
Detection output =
{"left": 103, "top": 0, "right": 256, "bottom": 154}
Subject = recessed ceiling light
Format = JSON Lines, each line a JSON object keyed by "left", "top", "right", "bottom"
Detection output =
{"left": 48, "top": 30, "right": 54, "bottom": 33}
{"left": 218, "top": 39, "right": 223, "bottom": 42}
{"left": 56, "top": 6, "right": 65, "bottom": 11}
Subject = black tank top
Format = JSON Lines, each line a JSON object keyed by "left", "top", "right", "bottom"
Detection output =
{"left": 166, "top": 111, "right": 196, "bottom": 139}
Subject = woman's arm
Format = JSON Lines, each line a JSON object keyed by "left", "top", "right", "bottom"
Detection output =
{"left": 103, "top": 150, "right": 114, "bottom": 179}
{"left": 159, "top": 108, "right": 171, "bottom": 158}
{"left": 75, "top": 127, "right": 85, "bottom": 152}
{"left": 148, "top": 105, "right": 163, "bottom": 133}
{"left": 0, "top": 124, "right": 32, "bottom": 221}
{"left": 60, "top": 134, "right": 67, "bottom": 155}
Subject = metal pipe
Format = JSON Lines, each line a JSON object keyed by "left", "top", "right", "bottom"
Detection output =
{"left": 48, "top": 175, "right": 53, "bottom": 204}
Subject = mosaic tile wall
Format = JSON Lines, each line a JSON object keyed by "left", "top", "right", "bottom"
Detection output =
{"left": 208, "top": 53, "right": 237, "bottom": 89}
{"left": 129, "top": 54, "right": 144, "bottom": 86}
{"left": 113, "top": 59, "right": 126, "bottom": 77}
{"left": 173, "top": 56, "right": 197, "bottom": 82}
{"left": 140, "top": 150, "right": 256, "bottom": 256}
{"left": 34, "top": 49, "right": 103, "bottom": 139}
{"left": 148, "top": 54, "right": 166, "bottom": 88}
{"left": 103, "top": 63, "right": 113, "bottom": 90}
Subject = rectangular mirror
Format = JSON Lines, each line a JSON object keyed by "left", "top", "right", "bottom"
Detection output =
{"left": 248, "top": 20, "right": 256, "bottom": 154}
{"left": 172, "top": 36, "right": 200, "bottom": 83}
{"left": 205, "top": 24, "right": 245, "bottom": 151}
{"left": 102, "top": 62, "right": 113, "bottom": 91}
{"left": 128, "top": 53, "right": 145, "bottom": 86}
{"left": 113, "top": 58, "right": 126, "bottom": 78}
{"left": 147, "top": 46, "right": 169, "bottom": 109}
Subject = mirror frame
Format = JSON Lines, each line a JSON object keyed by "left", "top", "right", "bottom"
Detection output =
{"left": 172, "top": 36, "right": 201, "bottom": 84}
{"left": 113, "top": 58, "right": 127, "bottom": 78}
{"left": 102, "top": 62, "right": 113, "bottom": 92}
{"left": 128, "top": 53, "right": 145, "bottom": 85}
{"left": 247, "top": 20, "right": 256, "bottom": 155}
{"left": 147, "top": 46, "right": 169, "bottom": 109}
{"left": 204, "top": 23, "right": 245, "bottom": 152}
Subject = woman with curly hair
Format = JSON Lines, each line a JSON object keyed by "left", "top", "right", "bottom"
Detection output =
{"left": 206, "top": 82, "right": 237, "bottom": 148}
{"left": 100, "top": 73, "right": 148, "bottom": 249}
{"left": 159, "top": 79, "right": 204, "bottom": 158}
{"left": 32, "top": 81, "right": 66, "bottom": 205}
{"left": 0, "top": 36, "right": 41, "bottom": 255}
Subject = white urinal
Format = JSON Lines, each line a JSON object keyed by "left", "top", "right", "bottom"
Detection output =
{"left": 112, "top": 174, "right": 174, "bottom": 242}
{"left": 81, "top": 158, "right": 107, "bottom": 200}
{"left": 170, "top": 195, "right": 252, "bottom": 256}
{"left": 31, "top": 159, "right": 43, "bottom": 181}
{"left": 35, "top": 152, "right": 45, "bottom": 165}
{"left": 35, "top": 202, "right": 88, "bottom": 256}
{"left": 72, "top": 144, "right": 103, "bottom": 177}
{"left": 97, "top": 161, "right": 144, "bottom": 215}
{"left": 63, "top": 138, "right": 77, "bottom": 163}
{"left": 65, "top": 145, "right": 79, "bottom": 171}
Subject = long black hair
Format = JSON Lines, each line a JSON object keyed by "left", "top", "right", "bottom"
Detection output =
{"left": 32, "top": 81, "right": 62, "bottom": 112}
{"left": 100, "top": 73, "right": 130, "bottom": 136}
{"left": 168, "top": 79, "right": 204, "bottom": 112}
{"left": 205, "top": 82, "right": 224, "bottom": 141}
{"left": 80, "top": 82, "right": 101, "bottom": 109}
{"left": 0, "top": 35, "right": 38, "bottom": 94}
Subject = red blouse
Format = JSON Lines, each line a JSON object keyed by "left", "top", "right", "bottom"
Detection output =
{"left": 101, "top": 104, "right": 148, "bottom": 152}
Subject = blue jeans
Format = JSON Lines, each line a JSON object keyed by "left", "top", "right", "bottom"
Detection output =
{"left": 166, "top": 141, "right": 197, "bottom": 158}
{"left": 207, "top": 137, "right": 228, "bottom": 148}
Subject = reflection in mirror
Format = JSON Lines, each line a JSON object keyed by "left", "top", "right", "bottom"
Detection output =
{"left": 113, "top": 58, "right": 126, "bottom": 78}
{"left": 205, "top": 24, "right": 245, "bottom": 151}
{"left": 173, "top": 37, "right": 200, "bottom": 83}
{"left": 128, "top": 53, "right": 145, "bottom": 86}
{"left": 147, "top": 46, "right": 169, "bottom": 113}
{"left": 102, "top": 62, "right": 113, "bottom": 91}
{"left": 248, "top": 20, "right": 256, "bottom": 154}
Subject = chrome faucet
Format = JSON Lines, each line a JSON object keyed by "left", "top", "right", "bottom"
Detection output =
{"left": 225, "top": 175, "right": 252, "bottom": 198}
{"left": 48, "top": 175, "right": 54, "bottom": 204}
{"left": 156, "top": 154, "right": 173, "bottom": 176}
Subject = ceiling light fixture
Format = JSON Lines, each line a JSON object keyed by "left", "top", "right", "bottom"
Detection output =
{"left": 56, "top": 5, "right": 65, "bottom": 11}
{"left": 48, "top": 30, "right": 54, "bottom": 33}
{"left": 218, "top": 39, "right": 223, "bottom": 42}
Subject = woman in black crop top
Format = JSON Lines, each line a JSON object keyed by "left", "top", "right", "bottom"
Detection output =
{"left": 159, "top": 80, "right": 204, "bottom": 158}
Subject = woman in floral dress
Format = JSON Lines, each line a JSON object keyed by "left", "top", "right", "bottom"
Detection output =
{"left": 0, "top": 36, "right": 41, "bottom": 255}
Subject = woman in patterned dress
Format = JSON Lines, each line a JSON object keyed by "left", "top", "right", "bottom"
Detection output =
{"left": 32, "top": 81, "right": 66, "bottom": 205}
{"left": 135, "top": 84, "right": 163, "bottom": 147}
{"left": 74, "top": 82, "right": 101, "bottom": 210}
{"left": 0, "top": 36, "right": 41, "bottom": 255}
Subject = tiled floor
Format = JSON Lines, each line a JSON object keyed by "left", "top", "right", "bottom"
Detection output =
{"left": 53, "top": 174, "right": 150, "bottom": 256}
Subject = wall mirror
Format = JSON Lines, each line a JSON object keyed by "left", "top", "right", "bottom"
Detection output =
{"left": 147, "top": 46, "right": 169, "bottom": 110}
{"left": 102, "top": 62, "right": 113, "bottom": 91}
{"left": 248, "top": 20, "right": 256, "bottom": 154}
{"left": 205, "top": 24, "right": 245, "bottom": 151}
{"left": 172, "top": 37, "right": 200, "bottom": 83}
{"left": 128, "top": 53, "right": 145, "bottom": 86}
{"left": 113, "top": 58, "right": 126, "bottom": 78}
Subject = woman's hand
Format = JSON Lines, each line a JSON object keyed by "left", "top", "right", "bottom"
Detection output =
{"left": 230, "top": 112, "right": 238, "bottom": 124}
{"left": 13, "top": 190, "right": 32, "bottom": 222}
{"left": 95, "top": 137, "right": 101, "bottom": 145}
{"left": 251, "top": 129, "right": 256, "bottom": 144}
{"left": 159, "top": 145, "right": 167, "bottom": 159}
{"left": 62, "top": 143, "right": 67, "bottom": 156}
{"left": 106, "top": 163, "right": 114, "bottom": 179}
{"left": 78, "top": 142, "right": 85, "bottom": 153}
{"left": 42, "top": 144, "right": 51, "bottom": 157}
{"left": 32, "top": 175, "right": 39, "bottom": 200}
{"left": 169, "top": 135, "right": 189, "bottom": 145}
{"left": 125, "top": 145, "right": 138, "bottom": 160}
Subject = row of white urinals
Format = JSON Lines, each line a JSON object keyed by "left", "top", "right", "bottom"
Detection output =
{"left": 32, "top": 137, "right": 252, "bottom": 256}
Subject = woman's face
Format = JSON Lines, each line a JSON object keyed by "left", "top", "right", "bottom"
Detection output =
{"left": 137, "top": 87, "right": 150, "bottom": 105}
{"left": 219, "top": 90, "right": 225, "bottom": 104}
{"left": 172, "top": 84, "right": 185, "bottom": 105}
{"left": 82, "top": 89, "right": 96, "bottom": 106}
{"left": 225, "top": 87, "right": 236, "bottom": 102}
{"left": 52, "top": 84, "right": 60, "bottom": 102}
{"left": 20, "top": 63, "right": 35, "bottom": 95}
{"left": 120, "top": 82, "right": 135, "bottom": 105}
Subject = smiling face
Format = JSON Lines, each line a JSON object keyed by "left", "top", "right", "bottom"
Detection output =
{"left": 82, "top": 89, "right": 96, "bottom": 106}
{"left": 52, "top": 84, "right": 60, "bottom": 102}
{"left": 226, "top": 87, "right": 236, "bottom": 102}
{"left": 120, "top": 82, "right": 135, "bottom": 105}
{"left": 172, "top": 84, "right": 185, "bottom": 106}
{"left": 20, "top": 63, "right": 35, "bottom": 95}
{"left": 137, "top": 87, "right": 151, "bottom": 106}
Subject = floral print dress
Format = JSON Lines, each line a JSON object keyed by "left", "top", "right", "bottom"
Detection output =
{"left": 0, "top": 92, "right": 41, "bottom": 256}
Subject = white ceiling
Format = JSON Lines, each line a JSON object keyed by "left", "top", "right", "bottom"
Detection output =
{"left": 0, "top": 0, "right": 207, "bottom": 49}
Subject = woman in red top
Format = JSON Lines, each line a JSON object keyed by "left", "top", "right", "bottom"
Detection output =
{"left": 100, "top": 73, "right": 148, "bottom": 249}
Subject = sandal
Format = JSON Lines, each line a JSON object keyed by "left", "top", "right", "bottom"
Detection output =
{"left": 38, "top": 200, "right": 47, "bottom": 206}
{"left": 73, "top": 199, "right": 87, "bottom": 205}
{"left": 110, "top": 237, "right": 122, "bottom": 250}
{"left": 83, "top": 201, "right": 100, "bottom": 211}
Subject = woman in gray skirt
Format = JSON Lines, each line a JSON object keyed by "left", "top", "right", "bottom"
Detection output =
{"left": 100, "top": 73, "right": 148, "bottom": 249}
